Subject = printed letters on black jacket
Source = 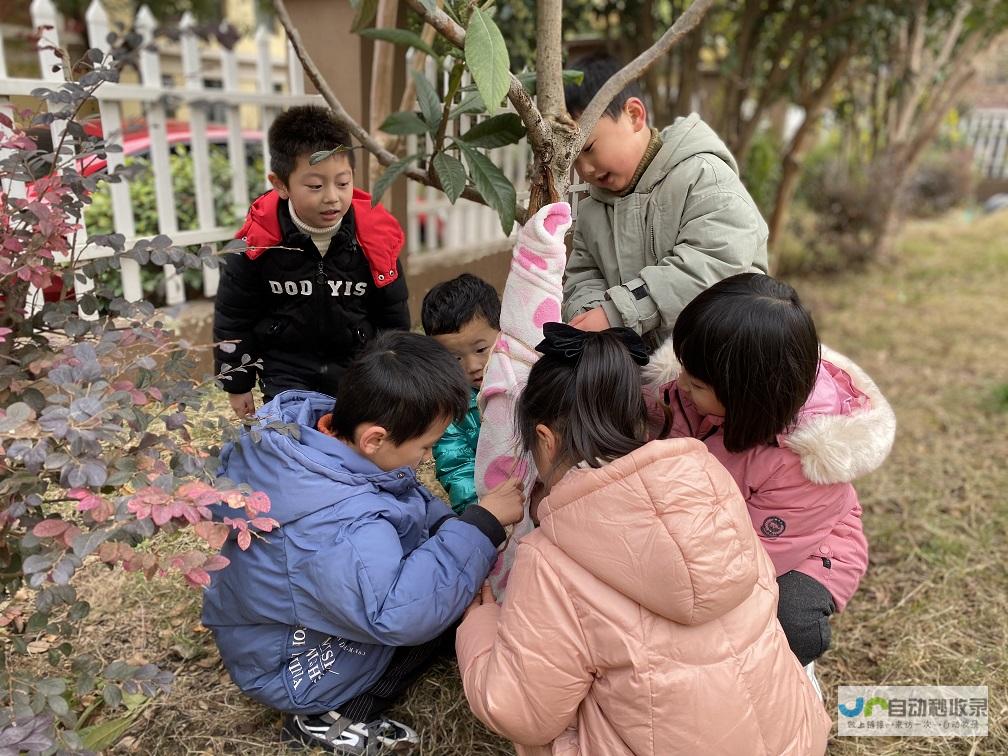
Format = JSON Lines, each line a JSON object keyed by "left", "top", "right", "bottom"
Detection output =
{"left": 213, "top": 189, "right": 410, "bottom": 398}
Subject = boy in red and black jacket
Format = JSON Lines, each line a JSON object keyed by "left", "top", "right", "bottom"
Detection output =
{"left": 214, "top": 105, "right": 410, "bottom": 418}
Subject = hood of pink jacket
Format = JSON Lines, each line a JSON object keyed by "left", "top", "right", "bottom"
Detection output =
{"left": 536, "top": 438, "right": 764, "bottom": 625}
{"left": 644, "top": 343, "right": 896, "bottom": 485}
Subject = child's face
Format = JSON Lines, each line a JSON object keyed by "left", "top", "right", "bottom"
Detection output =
{"left": 270, "top": 152, "right": 354, "bottom": 229}
{"left": 431, "top": 316, "right": 499, "bottom": 390}
{"left": 678, "top": 369, "right": 726, "bottom": 418}
{"left": 318, "top": 412, "right": 451, "bottom": 472}
{"left": 369, "top": 417, "right": 450, "bottom": 472}
{"left": 574, "top": 98, "right": 650, "bottom": 193}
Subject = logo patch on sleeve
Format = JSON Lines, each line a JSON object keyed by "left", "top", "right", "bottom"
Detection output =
{"left": 760, "top": 516, "right": 787, "bottom": 538}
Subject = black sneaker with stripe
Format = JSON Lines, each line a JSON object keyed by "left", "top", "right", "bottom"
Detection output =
{"left": 283, "top": 711, "right": 419, "bottom": 754}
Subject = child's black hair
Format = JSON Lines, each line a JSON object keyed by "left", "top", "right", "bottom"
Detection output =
{"left": 268, "top": 104, "right": 355, "bottom": 184}
{"left": 421, "top": 273, "right": 502, "bottom": 335}
{"left": 672, "top": 273, "right": 820, "bottom": 453}
{"left": 331, "top": 331, "right": 469, "bottom": 444}
{"left": 516, "top": 330, "right": 647, "bottom": 473}
{"left": 564, "top": 54, "right": 645, "bottom": 120}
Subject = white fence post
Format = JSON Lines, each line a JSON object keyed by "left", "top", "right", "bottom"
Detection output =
{"left": 256, "top": 20, "right": 275, "bottom": 191}
{"left": 30, "top": 0, "right": 98, "bottom": 317}
{"left": 287, "top": 39, "right": 304, "bottom": 96}
{"left": 963, "top": 108, "right": 1008, "bottom": 180}
{"left": 220, "top": 36, "right": 250, "bottom": 220}
{"left": 136, "top": 4, "right": 185, "bottom": 305}
{"left": 0, "top": 20, "right": 24, "bottom": 202}
{"left": 85, "top": 0, "right": 142, "bottom": 302}
{"left": 180, "top": 11, "right": 219, "bottom": 297}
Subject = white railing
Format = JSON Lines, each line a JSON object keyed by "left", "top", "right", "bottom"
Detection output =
{"left": 0, "top": 0, "right": 321, "bottom": 310}
{"left": 1, "top": 5, "right": 587, "bottom": 307}
{"left": 962, "top": 107, "right": 1008, "bottom": 180}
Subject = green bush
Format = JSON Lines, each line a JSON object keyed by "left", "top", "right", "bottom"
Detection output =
{"left": 903, "top": 146, "right": 976, "bottom": 218}
{"left": 741, "top": 129, "right": 781, "bottom": 220}
{"left": 84, "top": 145, "right": 264, "bottom": 303}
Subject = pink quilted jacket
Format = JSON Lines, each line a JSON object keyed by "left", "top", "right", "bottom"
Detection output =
{"left": 457, "top": 438, "right": 830, "bottom": 755}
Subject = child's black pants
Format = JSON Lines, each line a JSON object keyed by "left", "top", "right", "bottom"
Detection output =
{"left": 776, "top": 570, "right": 836, "bottom": 666}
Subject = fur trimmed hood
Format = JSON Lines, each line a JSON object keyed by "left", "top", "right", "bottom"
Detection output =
{"left": 644, "top": 340, "right": 896, "bottom": 485}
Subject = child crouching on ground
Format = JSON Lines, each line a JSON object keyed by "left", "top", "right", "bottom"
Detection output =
{"left": 647, "top": 273, "right": 895, "bottom": 678}
{"left": 457, "top": 324, "right": 830, "bottom": 755}
{"left": 421, "top": 274, "right": 502, "bottom": 514}
{"left": 202, "top": 332, "right": 523, "bottom": 754}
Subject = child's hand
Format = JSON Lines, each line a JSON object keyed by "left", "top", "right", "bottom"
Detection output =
{"left": 569, "top": 306, "right": 611, "bottom": 332}
{"left": 479, "top": 477, "right": 525, "bottom": 526}
{"left": 228, "top": 392, "right": 256, "bottom": 419}
{"left": 463, "top": 582, "right": 496, "bottom": 620}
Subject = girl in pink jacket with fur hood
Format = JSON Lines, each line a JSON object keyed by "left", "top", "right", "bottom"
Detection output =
{"left": 457, "top": 324, "right": 830, "bottom": 755}
{"left": 645, "top": 273, "right": 895, "bottom": 672}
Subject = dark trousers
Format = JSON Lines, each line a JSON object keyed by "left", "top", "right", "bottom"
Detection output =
{"left": 338, "top": 627, "right": 456, "bottom": 722}
{"left": 776, "top": 571, "right": 836, "bottom": 666}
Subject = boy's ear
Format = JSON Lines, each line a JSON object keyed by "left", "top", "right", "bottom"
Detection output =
{"left": 355, "top": 423, "right": 388, "bottom": 455}
{"left": 624, "top": 97, "right": 648, "bottom": 132}
{"left": 268, "top": 172, "right": 289, "bottom": 199}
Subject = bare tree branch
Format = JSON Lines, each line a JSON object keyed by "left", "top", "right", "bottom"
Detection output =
{"left": 402, "top": 0, "right": 552, "bottom": 154}
{"left": 894, "top": 0, "right": 972, "bottom": 142}
{"left": 272, "top": 0, "right": 490, "bottom": 207}
{"left": 574, "top": 0, "right": 718, "bottom": 152}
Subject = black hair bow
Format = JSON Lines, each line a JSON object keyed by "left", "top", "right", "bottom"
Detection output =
{"left": 536, "top": 321, "right": 650, "bottom": 366}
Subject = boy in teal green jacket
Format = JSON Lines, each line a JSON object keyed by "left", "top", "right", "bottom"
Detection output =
{"left": 421, "top": 274, "right": 501, "bottom": 513}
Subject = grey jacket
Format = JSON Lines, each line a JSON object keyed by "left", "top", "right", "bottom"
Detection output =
{"left": 562, "top": 114, "right": 769, "bottom": 343}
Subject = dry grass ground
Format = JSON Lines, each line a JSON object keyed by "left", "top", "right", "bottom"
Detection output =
{"left": 50, "top": 211, "right": 1008, "bottom": 754}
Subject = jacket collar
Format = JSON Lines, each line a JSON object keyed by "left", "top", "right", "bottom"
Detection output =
{"left": 235, "top": 188, "right": 405, "bottom": 288}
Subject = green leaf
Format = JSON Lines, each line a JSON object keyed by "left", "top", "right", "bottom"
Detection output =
{"left": 517, "top": 69, "right": 585, "bottom": 96}
{"left": 418, "top": 0, "right": 437, "bottom": 12}
{"left": 458, "top": 113, "right": 526, "bottom": 148}
{"left": 47, "top": 694, "right": 70, "bottom": 718}
{"left": 458, "top": 142, "right": 516, "bottom": 235}
{"left": 78, "top": 709, "right": 146, "bottom": 751}
{"left": 465, "top": 8, "right": 510, "bottom": 114}
{"left": 432, "top": 152, "right": 467, "bottom": 203}
{"left": 379, "top": 111, "right": 430, "bottom": 136}
{"left": 350, "top": 0, "right": 379, "bottom": 32}
{"left": 449, "top": 90, "right": 486, "bottom": 119}
{"left": 410, "top": 70, "right": 442, "bottom": 132}
{"left": 371, "top": 155, "right": 418, "bottom": 204}
{"left": 359, "top": 28, "right": 438, "bottom": 59}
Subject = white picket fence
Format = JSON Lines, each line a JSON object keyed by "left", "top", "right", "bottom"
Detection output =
{"left": 962, "top": 107, "right": 1008, "bottom": 179}
{"left": 0, "top": 0, "right": 322, "bottom": 310}
{"left": 0, "top": 2, "right": 574, "bottom": 313}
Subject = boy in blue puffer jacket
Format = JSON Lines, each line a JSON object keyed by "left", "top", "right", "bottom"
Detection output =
{"left": 202, "top": 331, "right": 523, "bottom": 754}
{"left": 421, "top": 274, "right": 501, "bottom": 514}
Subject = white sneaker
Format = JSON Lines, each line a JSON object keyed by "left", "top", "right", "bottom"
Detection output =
{"left": 804, "top": 661, "right": 824, "bottom": 701}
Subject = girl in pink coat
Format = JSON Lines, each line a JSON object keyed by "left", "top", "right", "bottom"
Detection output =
{"left": 645, "top": 272, "right": 895, "bottom": 671}
{"left": 457, "top": 324, "right": 830, "bottom": 756}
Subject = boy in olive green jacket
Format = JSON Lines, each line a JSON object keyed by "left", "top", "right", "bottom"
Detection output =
{"left": 563, "top": 56, "right": 768, "bottom": 346}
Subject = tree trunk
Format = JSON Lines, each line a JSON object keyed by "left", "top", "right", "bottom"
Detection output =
{"left": 767, "top": 49, "right": 853, "bottom": 246}
{"left": 872, "top": 60, "right": 977, "bottom": 260}
{"left": 673, "top": 20, "right": 704, "bottom": 117}
{"left": 720, "top": 0, "right": 762, "bottom": 149}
